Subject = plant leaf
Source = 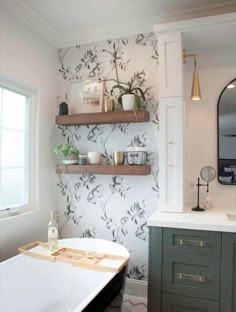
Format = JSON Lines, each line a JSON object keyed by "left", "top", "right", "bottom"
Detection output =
{"left": 131, "top": 87, "right": 145, "bottom": 100}
{"left": 111, "top": 85, "right": 127, "bottom": 94}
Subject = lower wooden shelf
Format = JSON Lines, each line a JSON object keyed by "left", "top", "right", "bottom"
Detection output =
{"left": 56, "top": 164, "right": 151, "bottom": 176}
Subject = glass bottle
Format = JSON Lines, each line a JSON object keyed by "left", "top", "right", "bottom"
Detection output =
{"left": 48, "top": 210, "right": 58, "bottom": 251}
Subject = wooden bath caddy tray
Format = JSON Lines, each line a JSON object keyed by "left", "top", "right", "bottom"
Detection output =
{"left": 18, "top": 241, "right": 128, "bottom": 273}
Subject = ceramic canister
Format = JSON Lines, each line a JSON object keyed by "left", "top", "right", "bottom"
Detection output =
{"left": 87, "top": 152, "right": 101, "bottom": 165}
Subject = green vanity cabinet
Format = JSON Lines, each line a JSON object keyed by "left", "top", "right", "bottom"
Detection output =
{"left": 221, "top": 233, "right": 236, "bottom": 312}
{"left": 148, "top": 227, "right": 236, "bottom": 312}
{"left": 148, "top": 227, "right": 162, "bottom": 311}
{"left": 162, "top": 294, "right": 220, "bottom": 312}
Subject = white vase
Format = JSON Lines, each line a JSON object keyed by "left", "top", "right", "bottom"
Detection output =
{"left": 87, "top": 152, "right": 101, "bottom": 165}
{"left": 122, "top": 94, "right": 136, "bottom": 111}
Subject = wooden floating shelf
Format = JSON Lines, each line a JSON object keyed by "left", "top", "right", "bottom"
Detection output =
{"left": 55, "top": 110, "right": 150, "bottom": 126}
{"left": 56, "top": 164, "right": 151, "bottom": 176}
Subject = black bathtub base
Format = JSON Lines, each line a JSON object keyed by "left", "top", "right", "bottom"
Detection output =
{"left": 83, "top": 266, "right": 126, "bottom": 312}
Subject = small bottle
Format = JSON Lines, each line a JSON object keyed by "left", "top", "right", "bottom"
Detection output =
{"left": 204, "top": 195, "right": 213, "bottom": 210}
{"left": 48, "top": 210, "right": 58, "bottom": 251}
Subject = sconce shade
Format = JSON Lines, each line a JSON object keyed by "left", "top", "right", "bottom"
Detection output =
{"left": 191, "top": 65, "right": 202, "bottom": 101}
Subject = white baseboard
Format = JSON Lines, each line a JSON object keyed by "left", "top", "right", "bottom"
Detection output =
{"left": 124, "top": 278, "right": 147, "bottom": 299}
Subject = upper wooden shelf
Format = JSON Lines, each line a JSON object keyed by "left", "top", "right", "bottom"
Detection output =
{"left": 56, "top": 164, "right": 151, "bottom": 176}
{"left": 55, "top": 110, "right": 150, "bottom": 126}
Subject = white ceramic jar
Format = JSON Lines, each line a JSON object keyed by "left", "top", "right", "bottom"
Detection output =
{"left": 87, "top": 152, "right": 101, "bottom": 165}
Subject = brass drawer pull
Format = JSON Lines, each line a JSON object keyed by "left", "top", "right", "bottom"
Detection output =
{"left": 176, "top": 238, "right": 207, "bottom": 247}
{"left": 176, "top": 272, "right": 206, "bottom": 283}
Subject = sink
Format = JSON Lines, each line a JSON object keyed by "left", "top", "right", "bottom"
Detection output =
{"left": 227, "top": 213, "right": 236, "bottom": 221}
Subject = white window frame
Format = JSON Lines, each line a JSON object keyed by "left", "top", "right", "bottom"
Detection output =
{"left": 0, "top": 73, "right": 38, "bottom": 219}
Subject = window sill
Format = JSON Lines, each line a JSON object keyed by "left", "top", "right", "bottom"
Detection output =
{"left": 0, "top": 206, "right": 36, "bottom": 221}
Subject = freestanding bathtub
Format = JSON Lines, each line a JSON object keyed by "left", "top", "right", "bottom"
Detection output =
{"left": 0, "top": 238, "right": 129, "bottom": 312}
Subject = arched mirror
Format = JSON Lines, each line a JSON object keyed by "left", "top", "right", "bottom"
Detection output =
{"left": 218, "top": 78, "right": 236, "bottom": 184}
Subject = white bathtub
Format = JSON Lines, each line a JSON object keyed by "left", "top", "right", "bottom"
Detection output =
{"left": 0, "top": 238, "right": 129, "bottom": 312}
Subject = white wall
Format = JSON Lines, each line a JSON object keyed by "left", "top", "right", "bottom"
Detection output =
{"left": 0, "top": 6, "right": 58, "bottom": 260}
{"left": 185, "top": 46, "right": 236, "bottom": 210}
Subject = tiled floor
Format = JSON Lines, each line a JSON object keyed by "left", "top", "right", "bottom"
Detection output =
{"left": 106, "top": 294, "right": 147, "bottom": 312}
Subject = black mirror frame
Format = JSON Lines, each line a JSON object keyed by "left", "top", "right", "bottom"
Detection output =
{"left": 217, "top": 77, "right": 236, "bottom": 185}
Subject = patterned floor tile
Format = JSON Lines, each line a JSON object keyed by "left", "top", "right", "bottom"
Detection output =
{"left": 105, "top": 294, "right": 147, "bottom": 312}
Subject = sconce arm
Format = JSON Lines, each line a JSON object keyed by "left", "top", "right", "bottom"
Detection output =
{"left": 183, "top": 49, "right": 197, "bottom": 64}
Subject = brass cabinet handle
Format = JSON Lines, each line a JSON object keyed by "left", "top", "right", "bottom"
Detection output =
{"left": 175, "top": 238, "right": 207, "bottom": 247}
{"left": 176, "top": 272, "right": 206, "bottom": 283}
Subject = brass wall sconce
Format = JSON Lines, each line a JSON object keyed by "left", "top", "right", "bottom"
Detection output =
{"left": 183, "top": 49, "right": 202, "bottom": 101}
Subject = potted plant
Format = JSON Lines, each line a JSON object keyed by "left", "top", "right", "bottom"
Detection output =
{"left": 110, "top": 74, "right": 146, "bottom": 111}
{"left": 53, "top": 143, "right": 79, "bottom": 164}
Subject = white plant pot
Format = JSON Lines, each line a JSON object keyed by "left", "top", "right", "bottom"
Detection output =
{"left": 122, "top": 94, "right": 136, "bottom": 111}
{"left": 62, "top": 153, "right": 78, "bottom": 165}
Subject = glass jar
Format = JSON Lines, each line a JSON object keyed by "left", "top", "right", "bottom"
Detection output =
{"left": 78, "top": 154, "right": 87, "bottom": 165}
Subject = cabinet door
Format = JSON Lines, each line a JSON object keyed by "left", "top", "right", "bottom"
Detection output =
{"left": 162, "top": 293, "right": 219, "bottom": 312}
{"left": 221, "top": 233, "right": 236, "bottom": 312}
{"left": 148, "top": 227, "right": 162, "bottom": 312}
{"left": 163, "top": 252, "right": 220, "bottom": 300}
{"left": 158, "top": 32, "right": 185, "bottom": 213}
{"left": 163, "top": 228, "right": 221, "bottom": 256}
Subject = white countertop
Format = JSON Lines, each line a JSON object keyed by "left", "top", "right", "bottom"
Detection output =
{"left": 147, "top": 209, "right": 236, "bottom": 232}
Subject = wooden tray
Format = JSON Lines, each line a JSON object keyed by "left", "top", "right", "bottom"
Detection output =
{"left": 18, "top": 241, "right": 128, "bottom": 273}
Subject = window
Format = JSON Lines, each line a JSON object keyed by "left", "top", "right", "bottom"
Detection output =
{"left": 0, "top": 78, "right": 36, "bottom": 215}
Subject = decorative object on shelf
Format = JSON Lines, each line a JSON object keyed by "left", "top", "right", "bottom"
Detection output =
{"left": 110, "top": 73, "right": 145, "bottom": 111}
{"left": 78, "top": 154, "right": 87, "bottom": 165}
{"left": 192, "top": 166, "right": 216, "bottom": 212}
{"left": 126, "top": 146, "right": 147, "bottom": 165}
{"left": 183, "top": 49, "right": 202, "bottom": 101}
{"left": 122, "top": 94, "right": 136, "bottom": 111}
{"left": 68, "top": 79, "right": 104, "bottom": 114}
{"left": 87, "top": 152, "right": 101, "bottom": 165}
{"left": 59, "top": 101, "right": 68, "bottom": 115}
{"left": 104, "top": 97, "right": 115, "bottom": 112}
{"left": 113, "top": 151, "right": 124, "bottom": 165}
{"left": 53, "top": 143, "right": 79, "bottom": 165}
{"left": 123, "top": 152, "right": 128, "bottom": 165}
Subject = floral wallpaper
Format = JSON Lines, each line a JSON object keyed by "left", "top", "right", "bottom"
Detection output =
{"left": 56, "top": 32, "right": 159, "bottom": 280}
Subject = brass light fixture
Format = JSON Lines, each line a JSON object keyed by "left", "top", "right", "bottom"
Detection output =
{"left": 183, "top": 49, "right": 202, "bottom": 101}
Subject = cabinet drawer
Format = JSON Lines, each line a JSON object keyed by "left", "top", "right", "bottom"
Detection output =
{"left": 162, "top": 252, "right": 220, "bottom": 300}
{"left": 162, "top": 293, "right": 219, "bottom": 312}
{"left": 163, "top": 228, "right": 221, "bottom": 256}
